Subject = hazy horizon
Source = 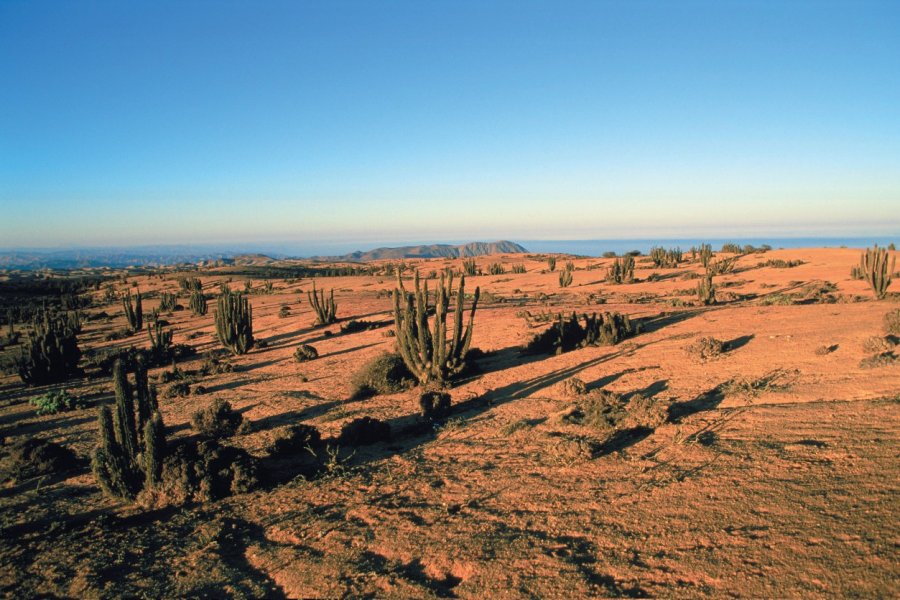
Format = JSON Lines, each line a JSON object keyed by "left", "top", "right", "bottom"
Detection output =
{"left": 2, "top": 1, "right": 898, "bottom": 247}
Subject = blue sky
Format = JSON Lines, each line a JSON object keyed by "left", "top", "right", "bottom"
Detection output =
{"left": 1, "top": 0, "right": 898, "bottom": 248}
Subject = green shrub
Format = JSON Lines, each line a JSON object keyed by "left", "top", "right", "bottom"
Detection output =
{"left": 191, "top": 398, "right": 243, "bottom": 439}
{"left": 30, "top": 390, "right": 87, "bottom": 415}
{"left": 350, "top": 353, "right": 414, "bottom": 399}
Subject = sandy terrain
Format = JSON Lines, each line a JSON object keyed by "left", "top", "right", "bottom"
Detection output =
{"left": 1, "top": 247, "right": 898, "bottom": 598}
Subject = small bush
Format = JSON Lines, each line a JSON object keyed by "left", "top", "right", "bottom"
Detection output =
{"left": 339, "top": 417, "right": 391, "bottom": 445}
{"left": 278, "top": 305, "right": 291, "bottom": 318}
{"left": 163, "top": 381, "right": 191, "bottom": 398}
{"left": 884, "top": 309, "right": 900, "bottom": 336}
{"left": 340, "top": 320, "right": 379, "bottom": 334}
{"left": 4, "top": 438, "right": 79, "bottom": 481}
{"left": 294, "top": 344, "right": 318, "bottom": 362}
{"left": 559, "top": 377, "right": 588, "bottom": 397}
{"left": 350, "top": 353, "right": 414, "bottom": 399}
{"left": 815, "top": 344, "right": 838, "bottom": 355}
{"left": 419, "top": 391, "right": 451, "bottom": 421}
{"left": 860, "top": 352, "right": 898, "bottom": 369}
{"left": 686, "top": 337, "right": 726, "bottom": 359}
{"left": 29, "top": 390, "right": 87, "bottom": 415}
{"left": 862, "top": 335, "right": 897, "bottom": 354}
{"left": 156, "top": 439, "right": 258, "bottom": 503}
{"left": 191, "top": 399, "right": 243, "bottom": 439}
{"left": 266, "top": 424, "right": 322, "bottom": 457}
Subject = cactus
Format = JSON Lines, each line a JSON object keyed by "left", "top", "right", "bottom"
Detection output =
{"left": 650, "top": 247, "right": 682, "bottom": 268}
{"left": 511, "top": 264, "right": 526, "bottom": 274}
{"left": 547, "top": 257, "right": 557, "bottom": 272}
{"left": 159, "top": 292, "right": 177, "bottom": 312}
{"left": 91, "top": 359, "right": 165, "bottom": 501}
{"left": 559, "top": 269, "right": 573, "bottom": 288}
{"left": 215, "top": 291, "right": 254, "bottom": 354}
{"left": 147, "top": 321, "right": 173, "bottom": 359}
{"left": 263, "top": 280, "right": 274, "bottom": 294}
{"left": 392, "top": 270, "right": 480, "bottom": 385}
{"left": 307, "top": 281, "right": 337, "bottom": 325}
{"left": 860, "top": 245, "right": 895, "bottom": 299}
{"left": 189, "top": 290, "right": 208, "bottom": 316}
{"left": 488, "top": 262, "right": 505, "bottom": 275}
{"left": 16, "top": 311, "right": 82, "bottom": 386}
{"left": 698, "top": 244, "right": 713, "bottom": 268}
{"left": 177, "top": 276, "right": 202, "bottom": 292}
{"left": 697, "top": 272, "right": 716, "bottom": 305}
{"left": 462, "top": 258, "right": 477, "bottom": 276}
{"left": 122, "top": 289, "right": 143, "bottom": 332}
{"left": 524, "top": 311, "right": 636, "bottom": 355}
{"left": 605, "top": 256, "right": 635, "bottom": 284}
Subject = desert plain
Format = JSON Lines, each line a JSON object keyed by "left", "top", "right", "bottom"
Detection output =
{"left": 0, "top": 246, "right": 898, "bottom": 598}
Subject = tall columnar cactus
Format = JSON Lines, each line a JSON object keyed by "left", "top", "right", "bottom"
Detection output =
{"left": 462, "top": 258, "right": 477, "bottom": 276}
{"left": 605, "top": 256, "right": 635, "bottom": 284}
{"left": 547, "top": 257, "right": 557, "bottom": 272}
{"left": 860, "top": 245, "right": 895, "bottom": 299}
{"left": 189, "top": 290, "right": 208, "bottom": 316}
{"left": 392, "top": 270, "right": 480, "bottom": 385}
{"left": 698, "top": 244, "right": 713, "bottom": 269}
{"left": 159, "top": 292, "right": 178, "bottom": 312}
{"left": 697, "top": 272, "right": 716, "bottom": 305}
{"left": 307, "top": 281, "right": 337, "bottom": 325}
{"left": 215, "top": 291, "right": 254, "bottom": 354}
{"left": 122, "top": 289, "right": 143, "bottom": 332}
{"left": 93, "top": 358, "right": 163, "bottom": 500}
{"left": 16, "top": 311, "right": 82, "bottom": 386}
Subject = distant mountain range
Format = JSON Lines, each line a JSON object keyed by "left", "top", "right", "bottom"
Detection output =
{"left": 0, "top": 241, "right": 527, "bottom": 270}
{"left": 319, "top": 240, "right": 527, "bottom": 262}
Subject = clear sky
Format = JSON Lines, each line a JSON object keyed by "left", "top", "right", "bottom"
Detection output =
{"left": 1, "top": 0, "right": 898, "bottom": 248}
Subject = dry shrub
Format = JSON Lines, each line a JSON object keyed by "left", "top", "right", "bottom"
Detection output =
{"left": 339, "top": 417, "right": 391, "bottom": 445}
{"left": 884, "top": 309, "right": 900, "bottom": 336}
{"left": 153, "top": 439, "right": 258, "bottom": 504}
{"left": 3, "top": 438, "right": 78, "bottom": 481}
{"left": 349, "top": 353, "right": 414, "bottom": 399}
{"left": 815, "top": 344, "right": 838, "bottom": 355}
{"left": 191, "top": 399, "right": 243, "bottom": 439}
{"left": 419, "top": 391, "right": 451, "bottom": 421}
{"left": 686, "top": 337, "right": 726, "bottom": 360}
{"left": 860, "top": 352, "right": 898, "bottom": 369}
{"left": 266, "top": 424, "right": 322, "bottom": 458}
{"left": 559, "top": 377, "right": 588, "bottom": 397}
{"left": 862, "top": 336, "right": 897, "bottom": 354}
{"left": 294, "top": 344, "right": 318, "bottom": 362}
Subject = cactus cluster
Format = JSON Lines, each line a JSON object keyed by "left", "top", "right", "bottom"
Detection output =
{"left": 559, "top": 268, "right": 573, "bottom": 288}
{"left": 650, "top": 247, "right": 683, "bottom": 268}
{"left": 696, "top": 243, "right": 713, "bottom": 268}
{"left": 605, "top": 256, "right": 635, "bottom": 284}
{"left": 159, "top": 292, "right": 177, "bottom": 312}
{"left": 547, "top": 257, "right": 557, "bottom": 272}
{"left": 17, "top": 311, "right": 83, "bottom": 386}
{"left": 189, "top": 290, "right": 208, "bottom": 316}
{"left": 392, "top": 270, "right": 480, "bottom": 385}
{"left": 147, "top": 321, "right": 173, "bottom": 359}
{"left": 307, "top": 281, "right": 337, "bottom": 325}
{"left": 215, "top": 291, "right": 254, "bottom": 355}
{"left": 524, "top": 311, "right": 637, "bottom": 355}
{"left": 488, "top": 263, "right": 505, "bottom": 275}
{"left": 860, "top": 245, "right": 895, "bottom": 299}
{"left": 122, "top": 289, "right": 143, "bottom": 332}
{"left": 511, "top": 264, "right": 526, "bottom": 274}
{"left": 462, "top": 258, "right": 477, "bottom": 276}
{"left": 91, "top": 357, "right": 164, "bottom": 500}
{"left": 177, "top": 276, "right": 202, "bottom": 293}
{"left": 697, "top": 272, "right": 716, "bottom": 305}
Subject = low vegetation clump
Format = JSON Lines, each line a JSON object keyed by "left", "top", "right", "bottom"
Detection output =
{"left": 686, "top": 336, "right": 726, "bottom": 359}
{"left": 559, "top": 377, "right": 588, "bottom": 397}
{"left": 29, "top": 390, "right": 87, "bottom": 415}
{"left": 266, "top": 424, "right": 322, "bottom": 458}
{"left": 278, "top": 304, "right": 291, "bottom": 318}
{"left": 154, "top": 438, "right": 259, "bottom": 504}
{"left": 859, "top": 352, "right": 898, "bottom": 369}
{"left": 308, "top": 281, "right": 338, "bottom": 325}
{"left": 392, "top": 270, "right": 480, "bottom": 385}
{"left": 885, "top": 309, "right": 900, "bottom": 335}
{"left": 419, "top": 391, "right": 451, "bottom": 421}
{"left": 760, "top": 259, "right": 804, "bottom": 268}
{"left": 862, "top": 335, "right": 897, "bottom": 354}
{"left": 707, "top": 256, "right": 738, "bottom": 275}
{"left": 3, "top": 437, "right": 79, "bottom": 481}
{"left": 524, "top": 311, "right": 637, "bottom": 355}
{"left": 340, "top": 319, "right": 379, "bottom": 334}
{"left": 339, "top": 416, "right": 391, "bottom": 445}
{"left": 349, "top": 353, "right": 415, "bottom": 399}
{"left": 294, "top": 344, "right": 319, "bottom": 362}
{"left": 191, "top": 399, "right": 243, "bottom": 439}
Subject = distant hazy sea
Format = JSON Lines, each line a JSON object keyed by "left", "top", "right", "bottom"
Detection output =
{"left": 517, "top": 237, "right": 898, "bottom": 257}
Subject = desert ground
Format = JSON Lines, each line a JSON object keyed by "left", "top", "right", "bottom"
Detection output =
{"left": 1, "top": 247, "right": 898, "bottom": 598}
